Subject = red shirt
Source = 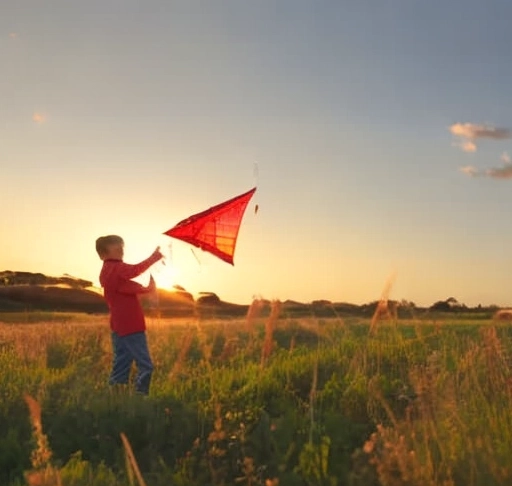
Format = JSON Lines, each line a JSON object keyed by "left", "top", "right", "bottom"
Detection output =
{"left": 99, "top": 254, "right": 160, "bottom": 336}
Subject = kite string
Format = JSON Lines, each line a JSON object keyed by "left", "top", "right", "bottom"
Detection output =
{"left": 152, "top": 242, "right": 173, "bottom": 323}
{"left": 190, "top": 248, "right": 202, "bottom": 271}
{"left": 253, "top": 162, "right": 259, "bottom": 215}
{"left": 166, "top": 242, "right": 173, "bottom": 267}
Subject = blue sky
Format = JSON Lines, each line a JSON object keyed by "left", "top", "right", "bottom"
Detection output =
{"left": 2, "top": 1, "right": 512, "bottom": 306}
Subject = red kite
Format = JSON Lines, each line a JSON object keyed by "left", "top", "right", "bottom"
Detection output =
{"left": 164, "top": 187, "right": 256, "bottom": 265}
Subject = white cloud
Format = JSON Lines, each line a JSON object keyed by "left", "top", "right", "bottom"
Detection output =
{"left": 460, "top": 140, "right": 477, "bottom": 153}
{"left": 449, "top": 122, "right": 512, "bottom": 152}
{"left": 450, "top": 123, "right": 512, "bottom": 141}
{"left": 32, "top": 112, "right": 46, "bottom": 123}
{"left": 486, "top": 165, "right": 512, "bottom": 180}
{"left": 459, "top": 165, "right": 480, "bottom": 177}
{"left": 451, "top": 123, "right": 512, "bottom": 180}
{"left": 460, "top": 153, "right": 512, "bottom": 180}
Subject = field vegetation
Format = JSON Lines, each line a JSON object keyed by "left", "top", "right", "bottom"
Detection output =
{"left": 1, "top": 301, "right": 512, "bottom": 485}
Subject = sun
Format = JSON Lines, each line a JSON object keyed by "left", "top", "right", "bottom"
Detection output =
{"left": 152, "top": 265, "right": 180, "bottom": 291}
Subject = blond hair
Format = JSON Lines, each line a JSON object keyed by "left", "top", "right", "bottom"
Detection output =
{"left": 95, "top": 235, "right": 124, "bottom": 259}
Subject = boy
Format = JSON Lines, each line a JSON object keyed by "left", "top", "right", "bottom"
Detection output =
{"left": 96, "top": 235, "right": 163, "bottom": 395}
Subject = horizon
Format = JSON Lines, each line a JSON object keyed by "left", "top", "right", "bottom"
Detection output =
{"left": 3, "top": 1, "right": 512, "bottom": 308}
{"left": 0, "top": 268, "right": 508, "bottom": 309}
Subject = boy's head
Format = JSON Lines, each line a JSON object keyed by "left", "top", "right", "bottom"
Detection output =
{"left": 95, "top": 235, "right": 124, "bottom": 261}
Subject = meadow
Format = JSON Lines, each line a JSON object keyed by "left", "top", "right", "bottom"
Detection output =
{"left": 1, "top": 302, "right": 512, "bottom": 486}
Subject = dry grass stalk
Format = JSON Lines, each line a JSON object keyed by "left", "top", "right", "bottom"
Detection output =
{"left": 25, "top": 468, "right": 62, "bottom": 486}
{"left": 368, "top": 377, "right": 399, "bottom": 429}
{"left": 208, "top": 402, "right": 226, "bottom": 443}
{"left": 195, "top": 320, "right": 212, "bottom": 363}
{"left": 309, "top": 355, "right": 318, "bottom": 444}
{"left": 325, "top": 302, "right": 346, "bottom": 329}
{"left": 24, "top": 394, "right": 61, "bottom": 486}
{"left": 24, "top": 394, "right": 53, "bottom": 469}
{"left": 246, "top": 298, "right": 265, "bottom": 335}
{"left": 219, "top": 336, "right": 239, "bottom": 361}
{"left": 261, "top": 300, "right": 281, "bottom": 368}
{"left": 265, "top": 479, "right": 279, "bottom": 486}
{"left": 289, "top": 334, "right": 296, "bottom": 353}
{"left": 362, "top": 424, "right": 443, "bottom": 486}
{"left": 120, "top": 432, "right": 148, "bottom": 486}
{"left": 169, "top": 327, "right": 194, "bottom": 381}
{"left": 370, "top": 273, "right": 396, "bottom": 336}
{"left": 481, "top": 326, "right": 511, "bottom": 391}
{"left": 296, "top": 318, "right": 332, "bottom": 342}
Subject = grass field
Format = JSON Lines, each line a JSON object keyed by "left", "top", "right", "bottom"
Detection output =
{"left": 1, "top": 303, "right": 512, "bottom": 486}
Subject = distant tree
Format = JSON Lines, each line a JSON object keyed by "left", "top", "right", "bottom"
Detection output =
{"left": 197, "top": 292, "right": 221, "bottom": 306}
{"left": 311, "top": 299, "right": 332, "bottom": 307}
{"left": 430, "top": 300, "right": 452, "bottom": 312}
{"left": 430, "top": 297, "right": 467, "bottom": 312}
{"left": 399, "top": 299, "right": 416, "bottom": 308}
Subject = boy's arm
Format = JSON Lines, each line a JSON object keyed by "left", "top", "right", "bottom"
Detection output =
{"left": 117, "top": 248, "right": 163, "bottom": 280}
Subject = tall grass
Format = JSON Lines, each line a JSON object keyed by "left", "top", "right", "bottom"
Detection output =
{"left": 1, "top": 308, "right": 512, "bottom": 485}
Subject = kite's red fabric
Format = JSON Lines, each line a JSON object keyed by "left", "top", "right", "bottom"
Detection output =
{"left": 164, "top": 187, "right": 256, "bottom": 265}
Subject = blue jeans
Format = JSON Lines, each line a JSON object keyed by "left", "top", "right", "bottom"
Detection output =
{"left": 109, "top": 332, "right": 154, "bottom": 395}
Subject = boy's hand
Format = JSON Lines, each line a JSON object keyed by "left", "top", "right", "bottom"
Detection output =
{"left": 147, "top": 274, "right": 157, "bottom": 292}
{"left": 152, "top": 246, "right": 164, "bottom": 261}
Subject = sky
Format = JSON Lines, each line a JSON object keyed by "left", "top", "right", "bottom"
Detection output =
{"left": 2, "top": 0, "right": 512, "bottom": 307}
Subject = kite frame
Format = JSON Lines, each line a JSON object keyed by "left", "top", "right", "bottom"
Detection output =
{"left": 164, "top": 187, "right": 257, "bottom": 265}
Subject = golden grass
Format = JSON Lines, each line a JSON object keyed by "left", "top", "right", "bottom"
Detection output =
{"left": 4, "top": 290, "right": 512, "bottom": 486}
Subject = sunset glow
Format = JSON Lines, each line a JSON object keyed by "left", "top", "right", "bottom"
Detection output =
{"left": 152, "top": 263, "right": 181, "bottom": 292}
{"left": 2, "top": 2, "right": 512, "bottom": 307}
